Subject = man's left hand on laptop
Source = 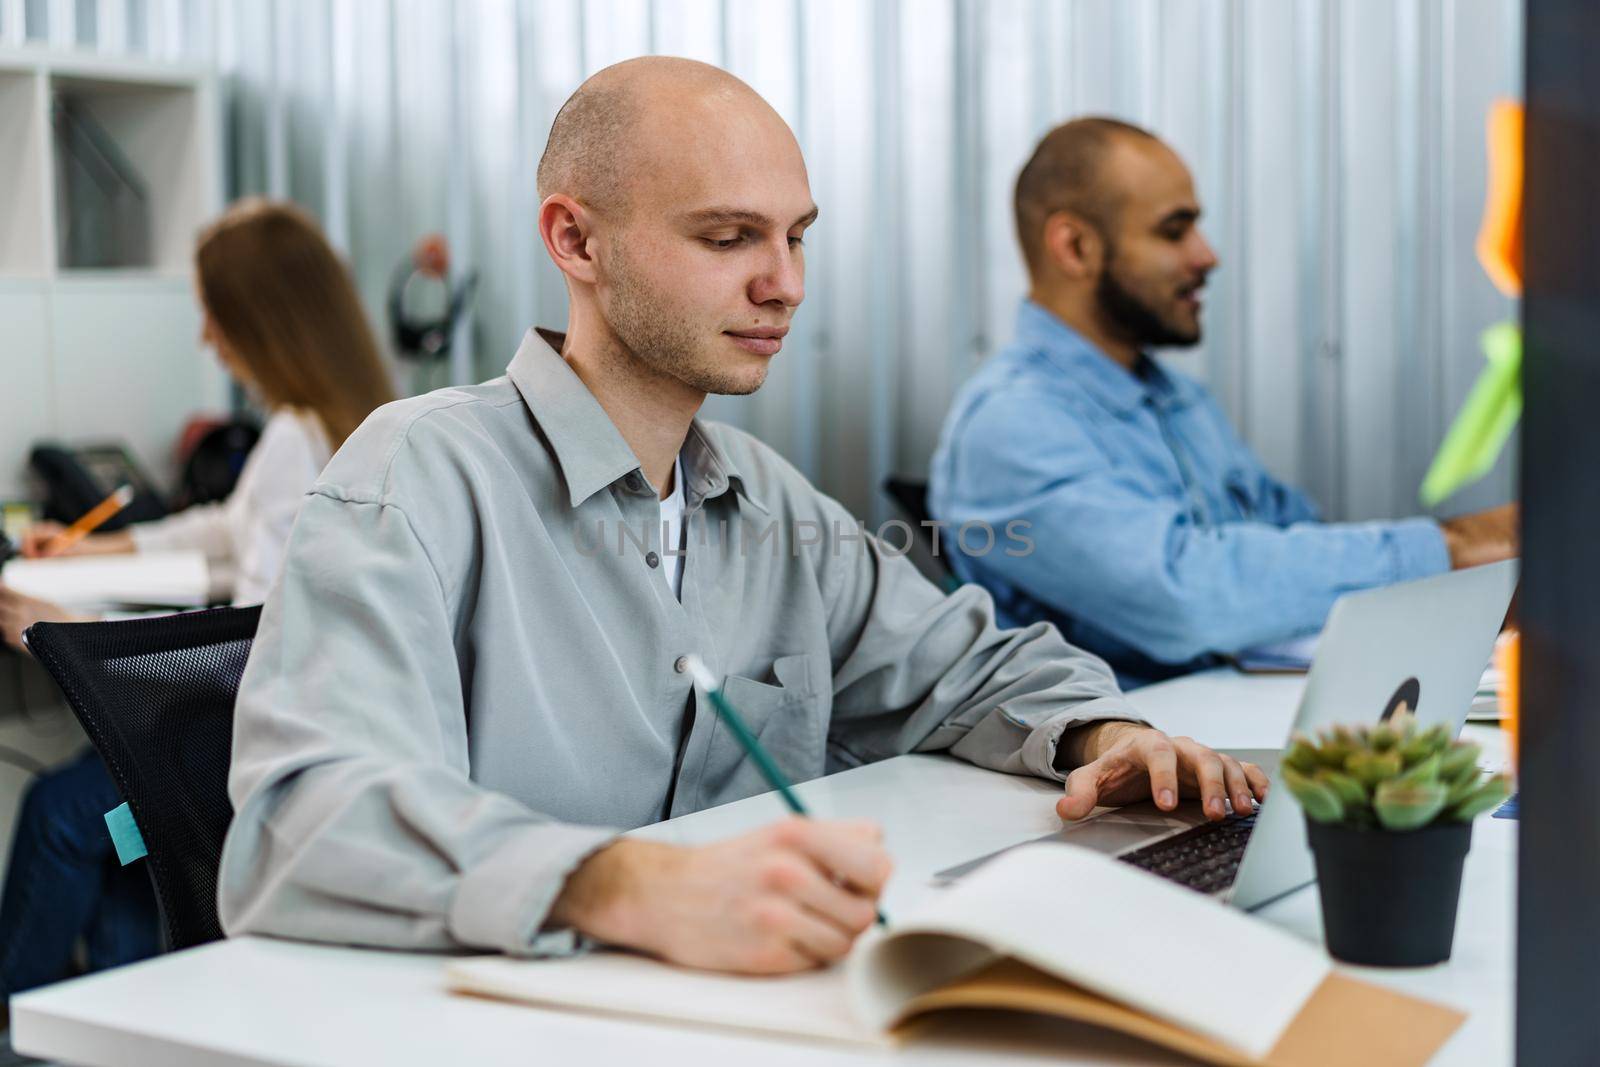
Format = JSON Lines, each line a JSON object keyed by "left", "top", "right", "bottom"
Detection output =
{"left": 1056, "top": 722, "right": 1268, "bottom": 823}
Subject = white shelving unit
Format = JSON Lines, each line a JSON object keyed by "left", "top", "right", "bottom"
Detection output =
{"left": 0, "top": 42, "right": 227, "bottom": 893}
{"left": 0, "top": 44, "right": 227, "bottom": 503}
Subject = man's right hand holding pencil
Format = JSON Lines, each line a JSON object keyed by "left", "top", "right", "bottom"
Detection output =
{"left": 548, "top": 819, "right": 891, "bottom": 975}
{"left": 542, "top": 719, "right": 1261, "bottom": 976}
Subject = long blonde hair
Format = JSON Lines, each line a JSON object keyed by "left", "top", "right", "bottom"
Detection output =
{"left": 195, "top": 199, "right": 395, "bottom": 448}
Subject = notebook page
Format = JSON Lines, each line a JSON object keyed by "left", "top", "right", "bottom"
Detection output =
{"left": 1, "top": 551, "right": 210, "bottom": 608}
{"left": 447, "top": 950, "right": 885, "bottom": 1046}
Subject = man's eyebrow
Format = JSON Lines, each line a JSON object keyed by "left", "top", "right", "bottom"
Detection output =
{"left": 682, "top": 205, "right": 821, "bottom": 228}
{"left": 1156, "top": 206, "right": 1201, "bottom": 227}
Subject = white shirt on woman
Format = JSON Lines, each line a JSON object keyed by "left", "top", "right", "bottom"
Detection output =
{"left": 131, "top": 408, "right": 331, "bottom": 605}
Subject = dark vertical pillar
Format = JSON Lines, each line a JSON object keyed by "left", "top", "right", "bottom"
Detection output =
{"left": 1518, "top": 2, "right": 1600, "bottom": 1063}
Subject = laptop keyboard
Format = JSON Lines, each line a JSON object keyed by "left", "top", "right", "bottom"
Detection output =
{"left": 1117, "top": 812, "right": 1257, "bottom": 894}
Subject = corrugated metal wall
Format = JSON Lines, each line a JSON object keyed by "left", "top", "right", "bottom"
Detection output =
{"left": 8, "top": 0, "right": 1521, "bottom": 524}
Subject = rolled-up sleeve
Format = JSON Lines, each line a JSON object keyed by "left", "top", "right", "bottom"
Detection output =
{"left": 811, "top": 495, "right": 1143, "bottom": 782}
{"left": 217, "top": 490, "right": 617, "bottom": 955}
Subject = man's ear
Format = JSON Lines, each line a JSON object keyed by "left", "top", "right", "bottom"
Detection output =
{"left": 539, "top": 194, "right": 600, "bottom": 286}
{"left": 1041, "top": 211, "right": 1105, "bottom": 280}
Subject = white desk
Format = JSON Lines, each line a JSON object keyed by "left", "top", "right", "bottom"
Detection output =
{"left": 12, "top": 669, "right": 1515, "bottom": 1066}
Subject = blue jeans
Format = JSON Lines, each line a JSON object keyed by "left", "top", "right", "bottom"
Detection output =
{"left": 0, "top": 749, "right": 160, "bottom": 996}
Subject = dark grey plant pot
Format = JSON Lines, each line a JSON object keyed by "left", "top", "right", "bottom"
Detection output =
{"left": 1305, "top": 818, "right": 1473, "bottom": 967}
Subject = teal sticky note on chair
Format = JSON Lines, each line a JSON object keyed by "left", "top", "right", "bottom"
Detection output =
{"left": 104, "top": 803, "right": 148, "bottom": 865}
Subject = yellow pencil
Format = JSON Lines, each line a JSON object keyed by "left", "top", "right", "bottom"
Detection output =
{"left": 43, "top": 485, "right": 136, "bottom": 556}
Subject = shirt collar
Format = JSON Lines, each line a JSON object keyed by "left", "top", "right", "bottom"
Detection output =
{"left": 506, "top": 329, "right": 767, "bottom": 514}
{"left": 1014, "top": 300, "right": 1191, "bottom": 416}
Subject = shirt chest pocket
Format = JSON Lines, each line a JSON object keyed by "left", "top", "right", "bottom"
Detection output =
{"left": 700, "top": 652, "right": 830, "bottom": 806}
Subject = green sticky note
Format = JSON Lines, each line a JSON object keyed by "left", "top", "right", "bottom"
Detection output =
{"left": 1420, "top": 322, "right": 1522, "bottom": 506}
{"left": 104, "top": 802, "right": 148, "bottom": 866}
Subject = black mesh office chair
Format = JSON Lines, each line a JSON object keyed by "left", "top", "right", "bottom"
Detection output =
{"left": 24, "top": 606, "right": 261, "bottom": 950}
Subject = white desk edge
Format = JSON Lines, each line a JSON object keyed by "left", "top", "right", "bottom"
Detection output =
{"left": 11, "top": 668, "right": 1516, "bottom": 1067}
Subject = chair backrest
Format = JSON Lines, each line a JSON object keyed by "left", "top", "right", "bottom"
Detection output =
{"left": 881, "top": 477, "right": 955, "bottom": 583}
{"left": 25, "top": 606, "right": 261, "bottom": 950}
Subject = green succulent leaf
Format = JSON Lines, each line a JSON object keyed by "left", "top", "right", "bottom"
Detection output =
{"left": 1439, "top": 742, "right": 1483, "bottom": 784}
{"left": 1318, "top": 729, "right": 1357, "bottom": 768}
{"left": 1284, "top": 766, "right": 1345, "bottom": 823}
{"left": 1400, "top": 724, "right": 1451, "bottom": 765}
{"left": 1449, "top": 761, "right": 1485, "bottom": 791}
{"left": 1284, "top": 737, "right": 1322, "bottom": 776}
{"left": 1397, "top": 752, "right": 1442, "bottom": 786}
{"left": 1374, "top": 780, "right": 1450, "bottom": 831}
{"left": 1370, "top": 722, "right": 1401, "bottom": 751}
{"left": 1315, "top": 769, "right": 1370, "bottom": 810}
{"left": 1346, "top": 748, "right": 1405, "bottom": 787}
{"left": 1449, "top": 774, "right": 1513, "bottom": 821}
{"left": 1445, "top": 766, "right": 1491, "bottom": 807}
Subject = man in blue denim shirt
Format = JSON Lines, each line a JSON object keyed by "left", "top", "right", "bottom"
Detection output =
{"left": 931, "top": 118, "right": 1517, "bottom": 687}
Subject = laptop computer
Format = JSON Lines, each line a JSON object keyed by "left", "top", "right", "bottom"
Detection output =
{"left": 935, "top": 558, "right": 1519, "bottom": 911}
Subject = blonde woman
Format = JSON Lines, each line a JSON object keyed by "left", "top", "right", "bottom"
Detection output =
{"left": 0, "top": 199, "right": 394, "bottom": 1001}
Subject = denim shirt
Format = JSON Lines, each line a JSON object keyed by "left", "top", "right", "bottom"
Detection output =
{"left": 929, "top": 301, "right": 1450, "bottom": 686}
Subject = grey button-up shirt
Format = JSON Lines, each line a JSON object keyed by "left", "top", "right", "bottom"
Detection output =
{"left": 218, "top": 329, "right": 1140, "bottom": 956}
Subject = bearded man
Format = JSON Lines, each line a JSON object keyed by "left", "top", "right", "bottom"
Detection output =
{"left": 930, "top": 117, "right": 1517, "bottom": 687}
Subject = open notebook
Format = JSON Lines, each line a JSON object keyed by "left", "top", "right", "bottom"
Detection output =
{"left": 0, "top": 551, "right": 209, "bottom": 609}
{"left": 448, "top": 845, "right": 1463, "bottom": 1066}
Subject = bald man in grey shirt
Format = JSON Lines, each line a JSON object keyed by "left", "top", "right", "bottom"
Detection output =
{"left": 219, "top": 58, "right": 1266, "bottom": 976}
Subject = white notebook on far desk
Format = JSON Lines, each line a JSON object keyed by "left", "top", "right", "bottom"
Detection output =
{"left": 1, "top": 551, "right": 210, "bottom": 610}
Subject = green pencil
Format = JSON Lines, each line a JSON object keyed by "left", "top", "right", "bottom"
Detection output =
{"left": 682, "top": 655, "right": 888, "bottom": 927}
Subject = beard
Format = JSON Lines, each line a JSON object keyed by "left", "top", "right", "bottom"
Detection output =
{"left": 601, "top": 244, "right": 769, "bottom": 396}
{"left": 1096, "top": 251, "right": 1202, "bottom": 349}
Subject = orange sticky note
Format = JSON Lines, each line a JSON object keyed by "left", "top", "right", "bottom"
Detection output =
{"left": 1497, "top": 630, "right": 1520, "bottom": 771}
{"left": 1475, "top": 100, "right": 1523, "bottom": 297}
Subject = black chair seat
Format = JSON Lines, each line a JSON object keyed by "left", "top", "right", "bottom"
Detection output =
{"left": 25, "top": 606, "right": 261, "bottom": 950}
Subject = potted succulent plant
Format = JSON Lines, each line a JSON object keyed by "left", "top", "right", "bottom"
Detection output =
{"left": 1282, "top": 714, "right": 1511, "bottom": 967}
